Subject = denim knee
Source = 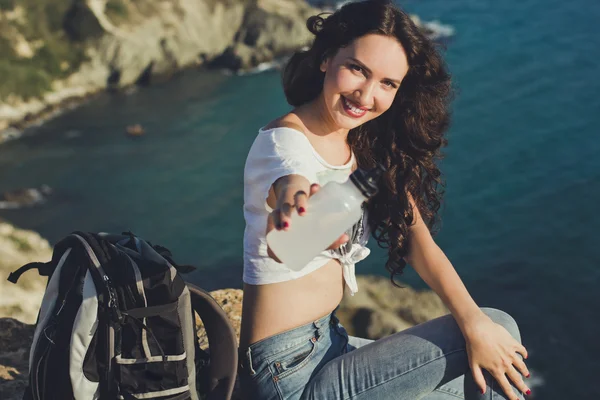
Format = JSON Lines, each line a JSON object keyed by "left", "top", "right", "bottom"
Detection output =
{"left": 481, "top": 307, "right": 522, "bottom": 343}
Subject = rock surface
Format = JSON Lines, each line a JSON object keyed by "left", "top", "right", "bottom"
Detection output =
{"left": 0, "top": 220, "right": 447, "bottom": 399}
{"left": 0, "top": 220, "right": 53, "bottom": 324}
{"left": 0, "top": 318, "right": 34, "bottom": 400}
{"left": 0, "top": 278, "right": 446, "bottom": 399}
{"left": 337, "top": 275, "right": 449, "bottom": 339}
{"left": 196, "top": 288, "right": 244, "bottom": 349}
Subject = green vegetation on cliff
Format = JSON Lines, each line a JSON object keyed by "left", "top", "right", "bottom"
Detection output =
{"left": 105, "top": 0, "right": 129, "bottom": 24}
{"left": 0, "top": 0, "right": 100, "bottom": 100}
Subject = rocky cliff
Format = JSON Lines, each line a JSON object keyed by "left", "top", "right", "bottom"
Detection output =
{"left": 0, "top": 0, "right": 320, "bottom": 132}
{"left": 0, "top": 0, "right": 450, "bottom": 138}
{"left": 0, "top": 220, "right": 52, "bottom": 324}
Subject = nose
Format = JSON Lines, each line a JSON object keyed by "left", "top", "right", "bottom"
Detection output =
{"left": 353, "top": 80, "right": 376, "bottom": 109}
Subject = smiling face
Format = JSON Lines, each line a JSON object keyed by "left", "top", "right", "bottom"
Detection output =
{"left": 319, "top": 34, "right": 410, "bottom": 130}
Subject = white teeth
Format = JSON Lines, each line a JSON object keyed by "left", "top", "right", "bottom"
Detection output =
{"left": 343, "top": 97, "right": 366, "bottom": 115}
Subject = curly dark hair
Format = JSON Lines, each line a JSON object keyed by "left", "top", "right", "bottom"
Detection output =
{"left": 282, "top": 0, "right": 453, "bottom": 284}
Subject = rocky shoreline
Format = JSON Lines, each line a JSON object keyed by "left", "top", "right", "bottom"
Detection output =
{"left": 0, "top": 0, "right": 322, "bottom": 137}
{"left": 0, "top": 0, "right": 454, "bottom": 144}
{"left": 0, "top": 220, "right": 447, "bottom": 399}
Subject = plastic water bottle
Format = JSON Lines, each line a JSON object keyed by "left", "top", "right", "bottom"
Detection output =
{"left": 266, "top": 164, "right": 385, "bottom": 271}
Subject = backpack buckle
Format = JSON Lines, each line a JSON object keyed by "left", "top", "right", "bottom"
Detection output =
{"left": 103, "top": 275, "right": 124, "bottom": 324}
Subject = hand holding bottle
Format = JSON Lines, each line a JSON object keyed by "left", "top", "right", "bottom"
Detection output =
{"left": 266, "top": 180, "right": 349, "bottom": 263}
{"left": 266, "top": 165, "right": 384, "bottom": 270}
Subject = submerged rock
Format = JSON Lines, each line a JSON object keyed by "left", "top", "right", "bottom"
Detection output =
{"left": 0, "top": 185, "right": 53, "bottom": 209}
{"left": 125, "top": 123, "right": 145, "bottom": 136}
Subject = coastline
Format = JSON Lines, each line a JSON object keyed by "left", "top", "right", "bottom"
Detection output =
{"left": 0, "top": 0, "right": 454, "bottom": 145}
{"left": 0, "top": 0, "right": 323, "bottom": 141}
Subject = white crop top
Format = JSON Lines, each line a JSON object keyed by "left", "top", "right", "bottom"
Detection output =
{"left": 242, "top": 126, "right": 371, "bottom": 295}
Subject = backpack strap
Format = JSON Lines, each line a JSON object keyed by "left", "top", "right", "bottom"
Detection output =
{"left": 187, "top": 283, "right": 238, "bottom": 400}
{"left": 7, "top": 238, "right": 74, "bottom": 284}
{"left": 69, "top": 231, "right": 121, "bottom": 399}
{"left": 7, "top": 261, "right": 53, "bottom": 283}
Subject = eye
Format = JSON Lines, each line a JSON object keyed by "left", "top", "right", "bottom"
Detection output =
{"left": 349, "top": 63, "right": 363, "bottom": 73}
{"left": 383, "top": 81, "right": 397, "bottom": 89}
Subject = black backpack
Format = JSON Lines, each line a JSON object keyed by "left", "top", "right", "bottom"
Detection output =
{"left": 7, "top": 231, "right": 238, "bottom": 400}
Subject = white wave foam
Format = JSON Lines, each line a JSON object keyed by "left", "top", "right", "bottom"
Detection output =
{"left": 0, "top": 185, "right": 53, "bottom": 209}
{"left": 334, "top": 0, "right": 352, "bottom": 10}
{"left": 236, "top": 56, "right": 289, "bottom": 76}
{"left": 0, "top": 201, "right": 20, "bottom": 210}
{"left": 0, "top": 127, "right": 24, "bottom": 144}
{"left": 422, "top": 20, "right": 456, "bottom": 40}
{"left": 65, "top": 130, "right": 82, "bottom": 139}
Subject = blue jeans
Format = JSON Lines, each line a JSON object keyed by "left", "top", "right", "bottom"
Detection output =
{"left": 238, "top": 307, "right": 526, "bottom": 400}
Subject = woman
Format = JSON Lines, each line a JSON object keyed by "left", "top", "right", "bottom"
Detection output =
{"left": 239, "top": 1, "right": 531, "bottom": 399}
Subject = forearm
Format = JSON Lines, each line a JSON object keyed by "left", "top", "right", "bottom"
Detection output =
{"left": 406, "top": 236, "right": 484, "bottom": 334}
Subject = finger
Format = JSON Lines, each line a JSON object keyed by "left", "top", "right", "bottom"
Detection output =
{"left": 470, "top": 364, "right": 487, "bottom": 395}
{"left": 512, "top": 353, "right": 530, "bottom": 379}
{"left": 326, "top": 233, "right": 349, "bottom": 250}
{"left": 506, "top": 365, "right": 530, "bottom": 397}
{"left": 269, "top": 208, "right": 283, "bottom": 231}
{"left": 309, "top": 183, "right": 320, "bottom": 196}
{"left": 516, "top": 343, "right": 528, "bottom": 361}
{"left": 294, "top": 190, "right": 309, "bottom": 215}
{"left": 494, "top": 372, "right": 520, "bottom": 400}
{"left": 265, "top": 213, "right": 282, "bottom": 263}
{"left": 278, "top": 202, "right": 294, "bottom": 231}
{"left": 266, "top": 211, "right": 277, "bottom": 233}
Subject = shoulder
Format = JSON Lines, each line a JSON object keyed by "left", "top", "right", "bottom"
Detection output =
{"left": 248, "top": 116, "right": 314, "bottom": 164}
{"left": 258, "top": 115, "right": 313, "bottom": 152}
{"left": 263, "top": 114, "right": 307, "bottom": 134}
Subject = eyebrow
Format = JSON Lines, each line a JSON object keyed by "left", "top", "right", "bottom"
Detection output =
{"left": 348, "top": 57, "right": 403, "bottom": 84}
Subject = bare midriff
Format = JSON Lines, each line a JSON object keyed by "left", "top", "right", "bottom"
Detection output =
{"left": 239, "top": 259, "right": 344, "bottom": 351}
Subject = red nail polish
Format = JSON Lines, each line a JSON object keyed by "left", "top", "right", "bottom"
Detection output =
{"left": 526, "top": 389, "right": 531, "bottom": 396}
{"left": 283, "top": 221, "right": 289, "bottom": 228}
{"left": 480, "top": 389, "right": 484, "bottom": 394}
{"left": 298, "top": 207, "right": 305, "bottom": 214}
{"left": 526, "top": 373, "right": 530, "bottom": 378}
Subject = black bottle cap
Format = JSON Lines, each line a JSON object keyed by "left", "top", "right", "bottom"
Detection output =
{"left": 349, "top": 163, "right": 386, "bottom": 198}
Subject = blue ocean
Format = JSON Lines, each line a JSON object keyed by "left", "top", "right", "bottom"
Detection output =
{"left": 1, "top": 0, "right": 598, "bottom": 398}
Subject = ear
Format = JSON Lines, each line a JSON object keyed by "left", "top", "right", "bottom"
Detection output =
{"left": 319, "top": 56, "right": 330, "bottom": 73}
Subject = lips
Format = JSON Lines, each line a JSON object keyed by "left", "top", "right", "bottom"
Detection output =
{"left": 341, "top": 96, "right": 369, "bottom": 118}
